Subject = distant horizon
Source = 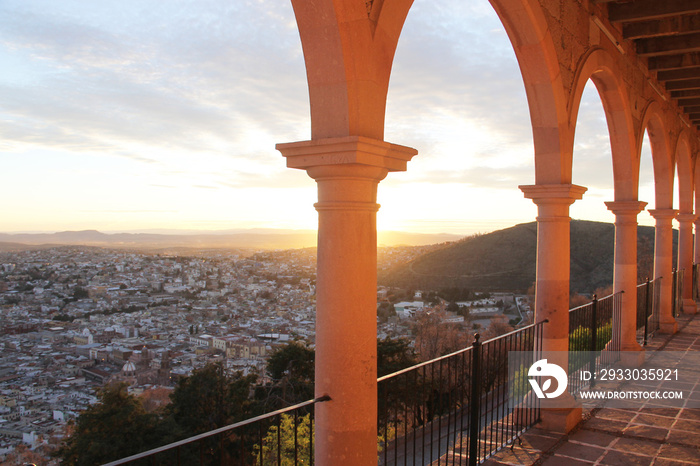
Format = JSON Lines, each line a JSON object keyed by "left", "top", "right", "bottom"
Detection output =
{"left": 0, "top": 216, "right": 663, "bottom": 236}
{"left": 1, "top": 0, "right": 665, "bottom": 241}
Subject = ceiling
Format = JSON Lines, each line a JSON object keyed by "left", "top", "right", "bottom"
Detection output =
{"left": 599, "top": 0, "right": 700, "bottom": 133}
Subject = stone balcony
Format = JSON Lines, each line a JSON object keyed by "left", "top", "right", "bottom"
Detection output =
{"left": 484, "top": 313, "right": 700, "bottom": 466}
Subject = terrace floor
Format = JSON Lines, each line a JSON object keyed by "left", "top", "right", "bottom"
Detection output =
{"left": 483, "top": 313, "right": 700, "bottom": 466}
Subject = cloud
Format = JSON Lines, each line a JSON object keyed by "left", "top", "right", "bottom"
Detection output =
{"left": 0, "top": 0, "right": 624, "bottom": 233}
{"left": 0, "top": 0, "right": 308, "bottom": 163}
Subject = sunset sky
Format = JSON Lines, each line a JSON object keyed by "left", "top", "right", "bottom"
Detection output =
{"left": 1, "top": 0, "right": 661, "bottom": 236}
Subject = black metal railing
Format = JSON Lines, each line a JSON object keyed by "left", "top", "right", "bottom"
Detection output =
{"left": 103, "top": 395, "right": 330, "bottom": 466}
{"left": 672, "top": 268, "right": 684, "bottom": 318}
{"left": 693, "top": 264, "right": 699, "bottom": 302}
{"left": 377, "top": 320, "right": 547, "bottom": 466}
{"left": 567, "top": 292, "right": 622, "bottom": 395}
{"left": 636, "top": 278, "right": 660, "bottom": 345}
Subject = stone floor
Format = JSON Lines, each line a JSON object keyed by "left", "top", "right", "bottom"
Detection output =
{"left": 484, "top": 313, "right": 700, "bottom": 466}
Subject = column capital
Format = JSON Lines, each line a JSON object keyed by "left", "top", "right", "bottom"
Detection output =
{"left": 648, "top": 209, "right": 678, "bottom": 222}
{"left": 519, "top": 184, "right": 587, "bottom": 204}
{"left": 676, "top": 212, "right": 697, "bottom": 223}
{"left": 604, "top": 200, "right": 647, "bottom": 216}
{"left": 276, "top": 136, "right": 417, "bottom": 173}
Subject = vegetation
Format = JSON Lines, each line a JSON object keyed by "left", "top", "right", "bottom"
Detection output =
{"left": 255, "top": 414, "right": 314, "bottom": 465}
{"left": 380, "top": 220, "right": 671, "bottom": 294}
{"left": 55, "top": 339, "right": 419, "bottom": 465}
{"left": 55, "top": 383, "right": 176, "bottom": 466}
{"left": 262, "top": 341, "right": 316, "bottom": 407}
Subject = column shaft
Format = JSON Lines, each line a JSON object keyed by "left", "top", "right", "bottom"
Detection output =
{"left": 677, "top": 213, "right": 697, "bottom": 314}
{"left": 520, "top": 184, "right": 586, "bottom": 351}
{"left": 520, "top": 184, "right": 586, "bottom": 433}
{"left": 605, "top": 201, "right": 646, "bottom": 358}
{"left": 277, "top": 137, "right": 416, "bottom": 465}
{"left": 649, "top": 209, "right": 678, "bottom": 334}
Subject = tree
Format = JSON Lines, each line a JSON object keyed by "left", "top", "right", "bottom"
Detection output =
{"left": 445, "top": 301, "right": 461, "bottom": 314}
{"left": 255, "top": 414, "right": 313, "bottom": 465}
{"left": 377, "top": 338, "right": 417, "bottom": 377}
{"left": 4, "top": 443, "right": 46, "bottom": 466}
{"left": 377, "top": 301, "right": 396, "bottom": 322}
{"left": 264, "top": 342, "right": 315, "bottom": 406}
{"left": 56, "top": 383, "right": 172, "bottom": 466}
{"left": 482, "top": 315, "right": 514, "bottom": 340}
{"left": 412, "top": 311, "right": 468, "bottom": 361}
{"left": 166, "top": 363, "right": 257, "bottom": 437}
{"left": 266, "top": 342, "right": 314, "bottom": 383}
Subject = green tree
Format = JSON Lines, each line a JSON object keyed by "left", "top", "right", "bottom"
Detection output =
{"left": 377, "top": 338, "right": 417, "bottom": 377}
{"left": 264, "top": 342, "right": 315, "bottom": 406}
{"left": 56, "top": 383, "right": 172, "bottom": 466}
{"left": 166, "top": 363, "right": 257, "bottom": 437}
{"left": 255, "top": 414, "right": 313, "bottom": 465}
{"left": 446, "top": 301, "right": 461, "bottom": 314}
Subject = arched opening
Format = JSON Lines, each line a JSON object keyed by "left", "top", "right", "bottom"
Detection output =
{"left": 639, "top": 131, "right": 655, "bottom": 228}
{"left": 382, "top": 0, "right": 535, "bottom": 236}
{"left": 570, "top": 80, "right": 615, "bottom": 227}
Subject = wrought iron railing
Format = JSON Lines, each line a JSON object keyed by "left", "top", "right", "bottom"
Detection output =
{"left": 103, "top": 395, "right": 330, "bottom": 466}
{"left": 636, "top": 278, "right": 660, "bottom": 345}
{"left": 567, "top": 292, "right": 622, "bottom": 395}
{"left": 672, "top": 268, "right": 684, "bottom": 318}
{"left": 377, "top": 320, "right": 547, "bottom": 466}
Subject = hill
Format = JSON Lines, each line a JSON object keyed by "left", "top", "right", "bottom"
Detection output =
{"left": 379, "top": 220, "right": 672, "bottom": 294}
{"left": 0, "top": 229, "right": 462, "bottom": 251}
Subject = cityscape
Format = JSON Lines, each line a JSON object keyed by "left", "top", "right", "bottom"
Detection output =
{"left": 2, "top": 0, "right": 700, "bottom": 464}
{"left": 0, "top": 243, "right": 531, "bottom": 463}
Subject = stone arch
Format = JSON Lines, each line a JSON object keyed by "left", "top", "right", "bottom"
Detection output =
{"left": 290, "top": 0, "right": 413, "bottom": 140}
{"left": 293, "top": 0, "right": 568, "bottom": 188}
{"left": 569, "top": 48, "right": 638, "bottom": 201}
{"left": 640, "top": 101, "right": 674, "bottom": 210}
{"left": 487, "top": 0, "right": 570, "bottom": 184}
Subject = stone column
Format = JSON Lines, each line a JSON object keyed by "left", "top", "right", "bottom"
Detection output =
{"left": 677, "top": 213, "right": 697, "bottom": 314}
{"left": 605, "top": 201, "right": 647, "bottom": 366}
{"left": 277, "top": 136, "right": 416, "bottom": 466}
{"left": 520, "top": 183, "right": 586, "bottom": 433}
{"left": 695, "top": 218, "right": 700, "bottom": 312}
{"left": 648, "top": 209, "right": 678, "bottom": 334}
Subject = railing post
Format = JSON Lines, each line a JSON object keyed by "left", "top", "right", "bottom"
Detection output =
{"left": 672, "top": 268, "right": 677, "bottom": 318}
{"left": 589, "top": 294, "right": 598, "bottom": 387}
{"left": 643, "top": 277, "right": 651, "bottom": 346}
{"left": 468, "top": 334, "right": 481, "bottom": 466}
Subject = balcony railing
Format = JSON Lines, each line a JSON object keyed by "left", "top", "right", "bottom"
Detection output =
{"left": 106, "top": 277, "right": 683, "bottom": 465}
{"left": 103, "top": 321, "right": 547, "bottom": 466}
{"left": 567, "top": 292, "right": 622, "bottom": 395}
{"left": 103, "top": 395, "right": 330, "bottom": 466}
{"left": 377, "top": 320, "right": 547, "bottom": 466}
{"left": 636, "top": 278, "right": 660, "bottom": 345}
{"left": 672, "top": 268, "right": 684, "bottom": 318}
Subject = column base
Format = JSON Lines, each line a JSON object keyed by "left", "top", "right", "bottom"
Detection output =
{"left": 659, "top": 320, "right": 678, "bottom": 334}
{"left": 683, "top": 299, "right": 698, "bottom": 314}
{"left": 619, "top": 349, "right": 645, "bottom": 368}
{"left": 538, "top": 406, "right": 582, "bottom": 433}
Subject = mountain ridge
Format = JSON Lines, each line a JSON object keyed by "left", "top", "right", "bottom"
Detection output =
{"left": 378, "top": 219, "right": 671, "bottom": 294}
{"left": 0, "top": 229, "right": 462, "bottom": 250}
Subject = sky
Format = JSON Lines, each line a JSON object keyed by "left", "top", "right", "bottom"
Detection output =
{"left": 0, "top": 0, "right": 662, "bottom": 236}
